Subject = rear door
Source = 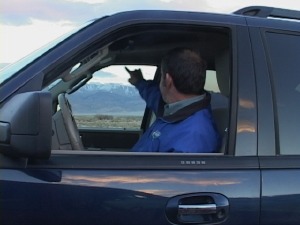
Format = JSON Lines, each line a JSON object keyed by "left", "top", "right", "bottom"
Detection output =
{"left": 249, "top": 19, "right": 300, "bottom": 225}
{"left": 0, "top": 12, "right": 261, "bottom": 225}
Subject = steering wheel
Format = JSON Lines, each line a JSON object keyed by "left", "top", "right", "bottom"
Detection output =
{"left": 58, "top": 93, "right": 84, "bottom": 150}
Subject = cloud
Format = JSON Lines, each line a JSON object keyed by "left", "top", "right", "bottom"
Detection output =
{"left": 0, "top": 0, "right": 108, "bottom": 26}
{"left": 1, "top": 0, "right": 158, "bottom": 26}
{"left": 1, "top": 0, "right": 299, "bottom": 26}
{"left": 0, "top": 63, "right": 10, "bottom": 70}
{"left": 0, "top": 19, "right": 76, "bottom": 63}
{"left": 67, "top": 0, "right": 107, "bottom": 3}
{"left": 1, "top": 0, "right": 298, "bottom": 63}
{"left": 0, "top": 0, "right": 222, "bottom": 26}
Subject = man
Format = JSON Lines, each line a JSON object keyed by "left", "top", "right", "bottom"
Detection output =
{"left": 127, "top": 47, "right": 221, "bottom": 153}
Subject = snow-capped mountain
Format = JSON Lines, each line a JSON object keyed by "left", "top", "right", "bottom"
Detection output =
{"left": 77, "top": 83, "right": 138, "bottom": 96}
{"left": 67, "top": 83, "right": 145, "bottom": 115}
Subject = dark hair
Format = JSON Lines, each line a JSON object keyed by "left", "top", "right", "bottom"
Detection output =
{"left": 161, "top": 48, "right": 207, "bottom": 95}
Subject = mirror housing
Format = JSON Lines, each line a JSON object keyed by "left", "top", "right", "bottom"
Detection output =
{"left": 0, "top": 91, "right": 52, "bottom": 159}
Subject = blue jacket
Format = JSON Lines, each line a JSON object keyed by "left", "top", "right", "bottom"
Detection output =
{"left": 131, "top": 80, "right": 221, "bottom": 153}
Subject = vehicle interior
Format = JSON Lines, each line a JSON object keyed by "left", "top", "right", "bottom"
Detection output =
{"left": 0, "top": 23, "right": 231, "bottom": 160}
{"left": 48, "top": 24, "right": 230, "bottom": 154}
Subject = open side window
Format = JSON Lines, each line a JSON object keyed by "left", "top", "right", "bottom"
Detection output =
{"left": 67, "top": 65, "right": 157, "bottom": 151}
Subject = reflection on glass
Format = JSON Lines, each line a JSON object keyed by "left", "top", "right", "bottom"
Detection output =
{"left": 237, "top": 121, "right": 256, "bottom": 133}
{"left": 239, "top": 99, "right": 255, "bottom": 109}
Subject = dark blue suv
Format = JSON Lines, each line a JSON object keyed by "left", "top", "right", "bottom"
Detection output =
{"left": 1, "top": 6, "right": 300, "bottom": 225}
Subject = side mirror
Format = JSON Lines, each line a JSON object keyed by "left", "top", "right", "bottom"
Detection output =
{"left": 0, "top": 91, "right": 52, "bottom": 159}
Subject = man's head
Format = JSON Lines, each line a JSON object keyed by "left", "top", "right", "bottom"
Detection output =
{"left": 159, "top": 48, "right": 207, "bottom": 103}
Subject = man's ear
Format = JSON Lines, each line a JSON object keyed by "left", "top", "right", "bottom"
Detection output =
{"left": 165, "top": 73, "right": 174, "bottom": 89}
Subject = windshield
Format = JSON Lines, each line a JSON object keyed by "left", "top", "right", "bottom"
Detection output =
{"left": 0, "top": 20, "right": 95, "bottom": 85}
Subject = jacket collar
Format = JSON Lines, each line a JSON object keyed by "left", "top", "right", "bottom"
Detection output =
{"left": 157, "top": 92, "right": 211, "bottom": 123}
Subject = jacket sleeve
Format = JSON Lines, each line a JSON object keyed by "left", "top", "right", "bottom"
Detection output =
{"left": 135, "top": 80, "right": 161, "bottom": 114}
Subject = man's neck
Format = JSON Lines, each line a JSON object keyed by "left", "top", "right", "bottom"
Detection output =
{"left": 166, "top": 92, "right": 200, "bottom": 104}
{"left": 164, "top": 93, "right": 206, "bottom": 116}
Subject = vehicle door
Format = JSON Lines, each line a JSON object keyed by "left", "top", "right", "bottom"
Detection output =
{"left": 249, "top": 18, "right": 300, "bottom": 225}
{"left": 0, "top": 11, "right": 261, "bottom": 225}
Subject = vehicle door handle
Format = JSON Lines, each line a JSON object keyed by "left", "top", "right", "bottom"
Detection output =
{"left": 166, "top": 193, "right": 229, "bottom": 224}
{"left": 178, "top": 203, "right": 217, "bottom": 215}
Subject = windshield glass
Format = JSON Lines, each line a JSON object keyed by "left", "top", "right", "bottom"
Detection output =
{"left": 0, "top": 20, "right": 94, "bottom": 85}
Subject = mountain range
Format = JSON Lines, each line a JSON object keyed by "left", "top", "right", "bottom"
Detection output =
{"left": 67, "top": 83, "right": 146, "bottom": 115}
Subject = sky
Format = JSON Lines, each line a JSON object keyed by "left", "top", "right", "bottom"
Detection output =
{"left": 1, "top": 0, "right": 299, "bottom": 65}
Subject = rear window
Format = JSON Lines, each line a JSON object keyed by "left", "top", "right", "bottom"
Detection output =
{"left": 265, "top": 31, "right": 300, "bottom": 155}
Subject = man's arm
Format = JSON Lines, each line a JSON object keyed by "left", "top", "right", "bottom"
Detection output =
{"left": 126, "top": 67, "right": 161, "bottom": 113}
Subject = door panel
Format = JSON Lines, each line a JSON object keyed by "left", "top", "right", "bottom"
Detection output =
{"left": 260, "top": 157, "right": 300, "bottom": 225}
{"left": 1, "top": 156, "right": 260, "bottom": 225}
{"left": 79, "top": 128, "right": 141, "bottom": 150}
